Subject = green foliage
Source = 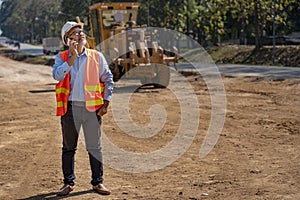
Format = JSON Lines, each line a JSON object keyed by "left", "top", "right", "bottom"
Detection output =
{"left": 0, "top": 0, "right": 299, "bottom": 48}
{"left": 0, "top": 0, "right": 63, "bottom": 43}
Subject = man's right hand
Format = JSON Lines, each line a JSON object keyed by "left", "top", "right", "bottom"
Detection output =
{"left": 66, "top": 39, "right": 78, "bottom": 67}
{"left": 68, "top": 39, "right": 78, "bottom": 57}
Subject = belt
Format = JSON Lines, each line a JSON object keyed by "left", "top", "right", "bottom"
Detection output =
{"left": 69, "top": 101, "right": 85, "bottom": 107}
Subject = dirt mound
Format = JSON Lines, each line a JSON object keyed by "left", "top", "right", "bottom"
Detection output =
{"left": 207, "top": 45, "right": 300, "bottom": 67}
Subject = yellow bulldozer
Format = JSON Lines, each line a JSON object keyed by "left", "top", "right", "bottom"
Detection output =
{"left": 82, "top": 2, "right": 178, "bottom": 88}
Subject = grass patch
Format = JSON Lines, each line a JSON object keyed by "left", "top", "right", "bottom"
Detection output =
{"left": 24, "top": 56, "right": 54, "bottom": 66}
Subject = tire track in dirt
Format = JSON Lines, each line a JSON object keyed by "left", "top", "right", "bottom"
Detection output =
{"left": 1, "top": 55, "right": 300, "bottom": 199}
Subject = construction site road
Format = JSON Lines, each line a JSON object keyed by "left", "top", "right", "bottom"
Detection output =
{"left": 0, "top": 54, "right": 299, "bottom": 200}
{"left": 178, "top": 63, "right": 300, "bottom": 79}
{"left": 0, "top": 39, "right": 44, "bottom": 56}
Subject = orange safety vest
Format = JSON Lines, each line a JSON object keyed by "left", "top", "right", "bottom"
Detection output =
{"left": 55, "top": 49, "right": 105, "bottom": 116}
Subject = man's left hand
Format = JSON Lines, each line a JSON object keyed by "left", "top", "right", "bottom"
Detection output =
{"left": 97, "top": 100, "right": 109, "bottom": 116}
{"left": 97, "top": 106, "right": 107, "bottom": 116}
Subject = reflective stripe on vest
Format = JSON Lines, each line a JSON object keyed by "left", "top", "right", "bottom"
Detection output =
{"left": 84, "top": 49, "right": 104, "bottom": 112}
{"left": 55, "top": 49, "right": 104, "bottom": 116}
{"left": 55, "top": 50, "right": 70, "bottom": 116}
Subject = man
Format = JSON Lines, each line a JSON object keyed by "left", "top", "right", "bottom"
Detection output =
{"left": 52, "top": 21, "right": 114, "bottom": 196}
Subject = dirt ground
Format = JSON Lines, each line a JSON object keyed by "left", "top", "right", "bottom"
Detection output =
{"left": 0, "top": 54, "right": 300, "bottom": 200}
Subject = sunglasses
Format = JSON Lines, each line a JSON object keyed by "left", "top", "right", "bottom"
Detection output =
{"left": 69, "top": 29, "right": 85, "bottom": 37}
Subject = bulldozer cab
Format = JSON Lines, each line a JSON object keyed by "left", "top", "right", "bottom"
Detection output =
{"left": 88, "top": 2, "right": 178, "bottom": 87}
{"left": 102, "top": 8, "right": 137, "bottom": 28}
{"left": 88, "top": 2, "right": 140, "bottom": 52}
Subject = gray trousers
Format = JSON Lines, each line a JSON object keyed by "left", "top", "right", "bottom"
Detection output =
{"left": 61, "top": 101, "right": 103, "bottom": 186}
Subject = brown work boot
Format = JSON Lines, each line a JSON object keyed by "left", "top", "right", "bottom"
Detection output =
{"left": 57, "top": 184, "right": 74, "bottom": 196}
{"left": 92, "top": 183, "right": 111, "bottom": 195}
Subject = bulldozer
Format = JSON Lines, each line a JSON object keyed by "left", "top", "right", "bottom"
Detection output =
{"left": 83, "top": 2, "right": 178, "bottom": 88}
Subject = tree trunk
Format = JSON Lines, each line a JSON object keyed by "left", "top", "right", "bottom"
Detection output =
{"left": 254, "top": 0, "right": 262, "bottom": 49}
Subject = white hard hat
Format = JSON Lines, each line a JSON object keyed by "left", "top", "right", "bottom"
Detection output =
{"left": 61, "top": 21, "right": 84, "bottom": 45}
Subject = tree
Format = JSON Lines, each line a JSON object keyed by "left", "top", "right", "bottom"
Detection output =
{"left": 0, "top": 0, "right": 62, "bottom": 42}
{"left": 0, "top": 0, "right": 17, "bottom": 38}
{"left": 224, "top": 0, "right": 298, "bottom": 48}
{"left": 0, "top": 0, "right": 299, "bottom": 46}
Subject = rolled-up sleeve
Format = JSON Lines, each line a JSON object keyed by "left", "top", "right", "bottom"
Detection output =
{"left": 99, "top": 53, "right": 114, "bottom": 101}
{"left": 52, "top": 53, "right": 71, "bottom": 81}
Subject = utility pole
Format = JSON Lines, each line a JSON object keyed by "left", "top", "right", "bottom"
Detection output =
{"left": 31, "top": 17, "right": 39, "bottom": 44}
{"left": 272, "top": 0, "right": 276, "bottom": 65}
{"left": 31, "top": 21, "right": 34, "bottom": 43}
{"left": 147, "top": 0, "right": 150, "bottom": 27}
